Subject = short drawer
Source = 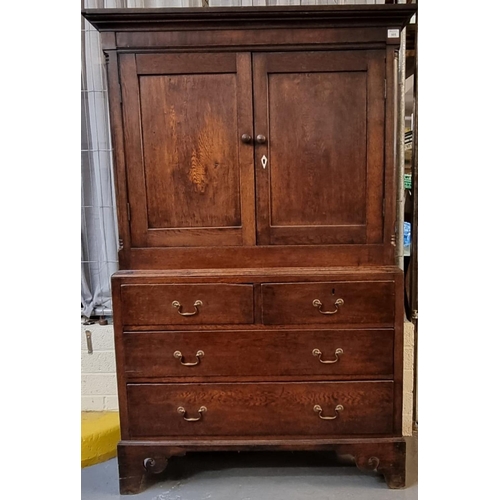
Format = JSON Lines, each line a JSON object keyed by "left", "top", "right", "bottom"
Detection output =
{"left": 120, "top": 284, "right": 254, "bottom": 326}
{"left": 127, "top": 381, "right": 394, "bottom": 438}
{"left": 123, "top": 329, "right": 394, "bottom": 379}
{"left": 262, "top": 281, "right": 395, "bottom": 325}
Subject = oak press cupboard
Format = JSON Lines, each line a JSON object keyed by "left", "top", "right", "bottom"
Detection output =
{"left": 83, "top": 4, "right": 417, "bottom": 494}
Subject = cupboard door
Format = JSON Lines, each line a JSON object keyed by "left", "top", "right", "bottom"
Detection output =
{"left": 120, "top": 53, "right": 255, "bottom": 247}
{"left": 253, "top": 51, "right": 386, "bottom": 245}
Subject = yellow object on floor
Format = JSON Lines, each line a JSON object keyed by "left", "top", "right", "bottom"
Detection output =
{"left": 81, "top": 412, "right": 120, "bottom": 468}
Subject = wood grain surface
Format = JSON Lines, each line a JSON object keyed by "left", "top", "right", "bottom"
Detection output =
{"left": 127, "top": 381, "right": 394, "bottom": 438}
{"left": 122, "top": 329, "right": 394, "bottom": 379}
{"left": 262, "top": 281, "right": 395, "bottom": 325}
{"left": 120, "top": 283, "right": 254, "bottom": 326}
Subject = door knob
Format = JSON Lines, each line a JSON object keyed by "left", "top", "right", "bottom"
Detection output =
{"left": 256, "top": 134, "right": 267, "bottom": 144}
{"left": 241, "top": 134, "right": 252, "bottom": 143}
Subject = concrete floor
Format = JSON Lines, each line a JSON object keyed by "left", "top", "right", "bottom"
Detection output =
{"left": 82, "top": 438, "right": 417, "bottom": 500}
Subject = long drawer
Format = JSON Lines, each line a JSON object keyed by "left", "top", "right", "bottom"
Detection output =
{"left": 123, "top": 329, "right": 394, "bottom": 379}
{"left": 120, "top": 284, "right": 254, "bottom": 326}
{"left": 261, "top": 281, "right": 395, "bottom": 325}
{"left": 127, "top": 381, "right": 394, "bottom": 438}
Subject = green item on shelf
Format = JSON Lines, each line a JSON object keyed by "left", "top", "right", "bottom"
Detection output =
{"left": 404, "top": 173, "right": 412, "bottom": 190}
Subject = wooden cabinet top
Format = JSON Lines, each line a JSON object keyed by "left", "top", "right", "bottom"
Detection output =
{"left": 82, "top": 4, "right": 416, "bottom": 32}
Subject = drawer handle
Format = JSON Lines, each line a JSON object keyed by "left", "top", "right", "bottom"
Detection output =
{"left": 177, "top": 406, "right": 207, "bottom": 422}
{"left": 173, "top": 350, "right": 204, "bottom": 366}
{"left": 312, "top": 348, "right": 343, "bottom": 364}
{"left": 312, "top": 298, "right": 344, "bottom": 315}
{"left": 172, "top": 300, "right": 203, "bottom": 316}
{"left": 313, "top": 404, "right": 344, "bottom": 420}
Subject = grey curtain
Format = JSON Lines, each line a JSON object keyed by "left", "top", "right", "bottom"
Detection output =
{"left": 81, "top": 1, "right": 124, "bottom": 318}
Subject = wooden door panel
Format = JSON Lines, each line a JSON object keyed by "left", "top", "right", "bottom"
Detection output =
{"left": 254, "top": 51, "right": 385, "bottom": 246}
{"left": 140, "top": 74, "right": 240, "bottom": 229}
{"left": 120, "top": 53, "right": 255, "bottom": 248}
{"left": 269, "top": 71, "right": 367, "bottom": 227}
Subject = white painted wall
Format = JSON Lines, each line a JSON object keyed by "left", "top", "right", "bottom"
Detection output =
{"left": 402, "top": 321, "right": 415, "bottom": 436}
{"left": 81, "top": 323, "right": 118, "bottom": 411}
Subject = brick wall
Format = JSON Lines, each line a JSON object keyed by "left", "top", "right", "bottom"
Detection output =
{"left": 402, "top": 321, "right": 415, "bottom": 436}
{"left": 81, "top": 323, "right": 118, "bottom": 411}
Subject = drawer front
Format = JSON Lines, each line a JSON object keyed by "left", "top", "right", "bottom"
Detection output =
{"left": 123, "top": 329, "right": 394, "bottom": 379}
{"left": 120, "top": 284, "right": 254, "bottom": 326}
{"left": 127, "top": 382, "right": 393, "bottom": 438}
{"left": 262, "top": 281, "right": 395, "bottom": 325}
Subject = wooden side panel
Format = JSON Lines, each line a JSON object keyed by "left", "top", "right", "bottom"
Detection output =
{"left": 111, "top": 277, "right": 130, "bottom": 439}
{"left": 103, "top": 51, "right": 131, "bottom": 268}
{"left": 384, "top": 46, "right": 397, "bottom": 261}
{"left": 393, "top": 270, "right": 405, "bottom": 434}
{"left": 120, "top": 53, "right": 148, "bottom": 246}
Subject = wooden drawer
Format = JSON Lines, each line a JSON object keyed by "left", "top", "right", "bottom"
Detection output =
{"left": 261, "top": 281, "right": 395, "bottom": 325}
{"left": 123, "top": 329, "right": 394, "bottom": 379}
{"left": 127, "top": 381, "right": 394, "bottom": 438}
{"left": 120, "top": 284, "right": 254, "bottom": 326}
